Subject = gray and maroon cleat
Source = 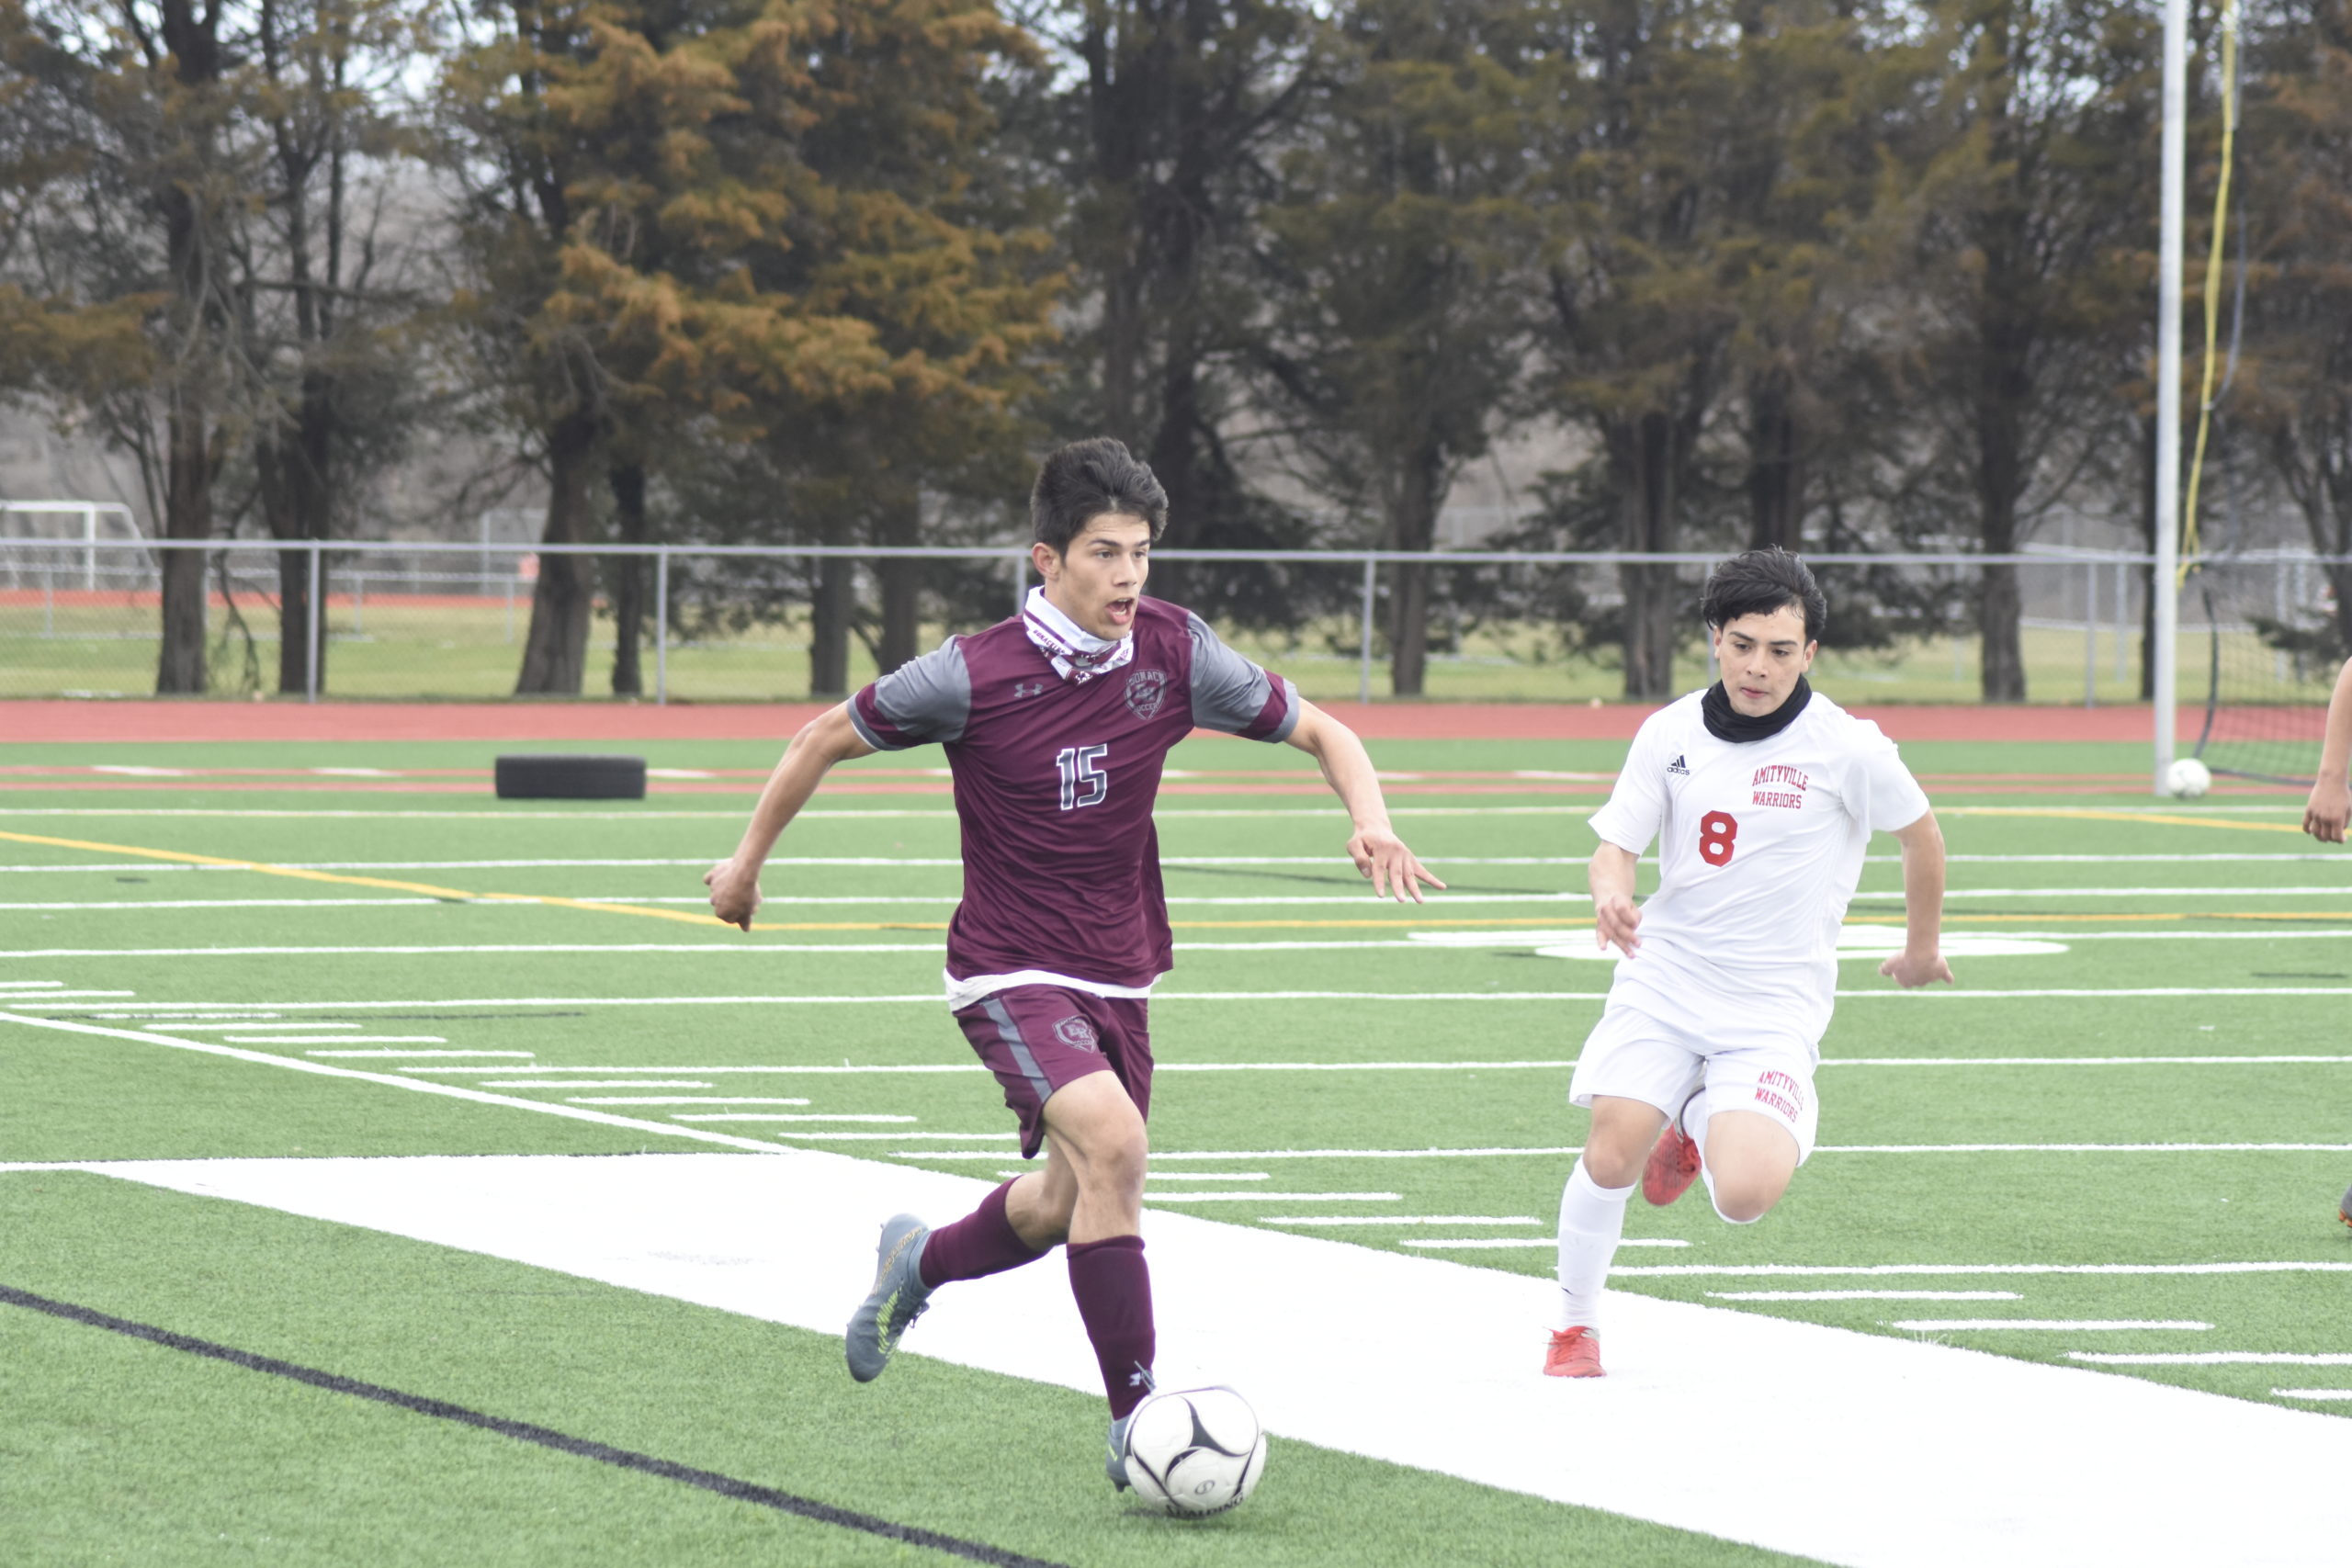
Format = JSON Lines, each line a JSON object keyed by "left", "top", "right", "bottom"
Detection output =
{"left": 844, "top": 1213, "right": 933, "bottom": 1382}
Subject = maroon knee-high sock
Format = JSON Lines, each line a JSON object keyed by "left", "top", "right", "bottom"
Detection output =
{"left": 1067, "top": 1235, "right": 1156, "bottom": 1419}
{"left": 918, "top": 1180, "right": 1046, "bottom": 1290}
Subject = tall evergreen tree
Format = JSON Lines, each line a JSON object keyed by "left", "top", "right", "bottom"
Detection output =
{"left": 1253, "top": 0, "right": 1533, "bottom": 695}
{"left": 1040, "top": 0, "right": 1311, "bottom": 623}
{"left": 1905, "top": 0, "right": 2155, "bottom": 701}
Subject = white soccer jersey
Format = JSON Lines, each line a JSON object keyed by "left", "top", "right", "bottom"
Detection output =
{"left": 1588, "top": 689, "right": 1931, "bottom": 1048}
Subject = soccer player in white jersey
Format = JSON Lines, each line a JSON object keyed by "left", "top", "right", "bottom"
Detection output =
{"left": 1543, "top": 547, "right": 1952, "bottom": 1378}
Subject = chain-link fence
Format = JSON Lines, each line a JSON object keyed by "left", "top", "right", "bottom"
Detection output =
{"left": 5, "top": 535, "right": 2327, "bottom": 710}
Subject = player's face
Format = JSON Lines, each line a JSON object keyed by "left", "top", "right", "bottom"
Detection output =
{"left": 1710, "top": 604, "right": 1817, "bottom": 716}
{"left": 1036, "top": 513, "right": 1152, "bottom": 640}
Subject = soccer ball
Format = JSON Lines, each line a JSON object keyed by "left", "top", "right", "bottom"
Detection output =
{"left": 1119, "top": 1385, "right": 1267, "bottom": 1517}
{"left": 2166, "top": 757, "right": 2212, "bottom": 798}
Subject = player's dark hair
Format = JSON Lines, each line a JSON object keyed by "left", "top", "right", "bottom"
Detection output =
{"left": 1701, "top": 547, "right": 1826, "bottom": 645}
{"left": 1031, "top": 437, "right": 1169, "bottom": 553}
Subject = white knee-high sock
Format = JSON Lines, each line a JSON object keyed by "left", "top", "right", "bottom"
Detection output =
{"left": 1551, "top": 1159, "right": 1634, "bottom": 1332}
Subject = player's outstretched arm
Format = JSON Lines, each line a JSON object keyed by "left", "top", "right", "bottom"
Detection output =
{"left": 1589, "top": 842, "right": 1641, "bottom": 956}
{"left": 704, "top": 704, "right": 876, "bottom": 931}
{"left": 2303, "top": 658, "right": 2352, "bottom": 844}
{"left": 1878, "top": 809, "right": 1953, "bottom": 987}
{"left": 1283, "top": 701, "right": 1446, "bottom": 902}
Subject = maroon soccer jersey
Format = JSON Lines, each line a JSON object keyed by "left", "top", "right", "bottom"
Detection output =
{"left": 848, "top": 596, "right": 1297, "bottom": 994}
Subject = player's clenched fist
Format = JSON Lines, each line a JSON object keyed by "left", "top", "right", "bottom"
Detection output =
{"left": 704, "top": 858, "right": 762, "bottom": 931}
{"left": 2304, "top": 778, "right": 2350, "bottom": 845}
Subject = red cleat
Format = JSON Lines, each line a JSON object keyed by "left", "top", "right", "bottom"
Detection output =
{"left": 1543, "top": 1325, "right": 1604, "bottom": 1378}
{"left": 1642, "top": 1105, "right": 1702, "bottom": 1208}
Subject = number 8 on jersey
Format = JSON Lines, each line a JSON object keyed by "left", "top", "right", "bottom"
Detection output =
{"left": 1698, "top": 809, "right": 1738, "bottom": 866}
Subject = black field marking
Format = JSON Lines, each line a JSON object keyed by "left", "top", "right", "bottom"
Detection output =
{"left": 0, "top": 1282, "right": 1070, "bottom": 1568}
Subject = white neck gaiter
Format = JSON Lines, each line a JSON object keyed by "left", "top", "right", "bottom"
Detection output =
{"left": 1022, "top": 585, "right": 1136, "bottom": 684}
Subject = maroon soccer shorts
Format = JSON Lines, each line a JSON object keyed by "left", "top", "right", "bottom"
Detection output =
{"left": 951, "top": 986, "right": 1153, "bottom": 1159}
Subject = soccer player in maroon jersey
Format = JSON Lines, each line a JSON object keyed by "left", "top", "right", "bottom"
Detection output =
{"left": 704, "top": 437, "right": 1443, "bottom": 1489}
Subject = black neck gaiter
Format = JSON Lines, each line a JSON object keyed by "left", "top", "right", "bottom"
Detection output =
{"left": 1702, "top": 675, "right": 1812, "bottom": 743}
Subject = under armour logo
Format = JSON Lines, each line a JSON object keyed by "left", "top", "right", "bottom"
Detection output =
{"left": 1127, "top": 1368, "right": 1152, "bottom": 1387}
{"left": 1012, "top": 681, "right": 1047, "bottom": 699}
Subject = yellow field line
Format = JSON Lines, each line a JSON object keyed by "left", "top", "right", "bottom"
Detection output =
{"left": 1953, "top": 807, "right": 2306, "bottom": 834}
{"left": 0, "top": 828, "right": 715, "bottom": 928}
{"left": 7, "top": 827, "right": 2339, "bottom": 936}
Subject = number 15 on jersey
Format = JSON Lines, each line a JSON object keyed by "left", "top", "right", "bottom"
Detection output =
{"left": 1057, "top": 744, "right": 1109, "bottom": 810}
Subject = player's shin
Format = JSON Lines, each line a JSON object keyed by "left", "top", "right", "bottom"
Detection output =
{"left": 918, "top": 1179, "right": 1048, "bottom": 1290}
{"left": 1551, "top": 1159, "right": 1634, "bottom": 1332}
{"left": 1068, "top": 1235, "right": 1156, "bottom": 1418}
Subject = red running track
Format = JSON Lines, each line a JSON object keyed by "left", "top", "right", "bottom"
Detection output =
{"left": 0, "top": 699, "right": 2227, "bottom": 745}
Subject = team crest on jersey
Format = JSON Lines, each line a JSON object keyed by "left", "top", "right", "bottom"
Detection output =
{"left": 1667, "top": 754, "right": 1689, "bottom": 776}
{"left": 1052, "top": 1014, "right": 1101, "bottom": 1052}
{"left": 1751, "top": 762, "right": 1810, "bottom": 809}
{"left": 1123, "top": 667, "right": 1170, "bottom": 720}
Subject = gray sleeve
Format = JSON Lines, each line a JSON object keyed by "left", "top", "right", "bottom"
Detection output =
{"left": 1187, "top": 611, "right": 1299, "bottom": 742}
{"left": 849, "top": 637, "right": 970, "bottom": 750}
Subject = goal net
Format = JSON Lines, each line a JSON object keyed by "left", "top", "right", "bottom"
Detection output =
{"left": 2187, "top": 551, "right": 2336, "bottom": 785}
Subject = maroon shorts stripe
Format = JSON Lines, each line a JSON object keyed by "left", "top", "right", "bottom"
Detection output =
{"left": 953, "top": 987, "right": 1151, "bottom": 1159}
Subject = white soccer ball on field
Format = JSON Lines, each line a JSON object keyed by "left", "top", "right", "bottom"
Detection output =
{"left": 1120, "top": 1385, "right": 1267, "bottom": 1517}
{"left": 2167, "top": 757, "right": 2212, "bottom": 798}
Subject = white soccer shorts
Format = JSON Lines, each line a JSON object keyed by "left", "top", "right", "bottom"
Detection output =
{"left": 1567, "top": 1002, "right": 1821, "bottom": 1163}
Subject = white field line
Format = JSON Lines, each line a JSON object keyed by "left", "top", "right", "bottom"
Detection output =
{"left": 22, "top": 979, "right": 2352, "bottom": 1004}
{"left": 1815, "top": 1143, "right": 2352, "bottom": 1153}
{"left": 1137, "top": 1191, "right": 1402, "bottom": 1203}
{"left": 2072, "top": 1353, "right": 2352, "bottom": 1366}
{"left": 1263, "top": 1215, "right": 1544, "bottom": 1226}
{"left": 1405, "top": 1238, "right": 1690, "bottom": 1249}
{"left": 359, "top": 1055, "right": 2352, "bottom": 1077}
{"left": 0, "top": 894, "right": 1598, "bottom": 911}
{"left": 1615, "top": 1263, "right": 2352, "bottom": 1278}
{"left": 900, "top": 1143, "right": 2352, "bottom": 1162}
{"left": 0, "top": 1011, "right": 808, "bottom": 1155}
{"left": 409, "top": 1064, "right": 982, "bottom": 1075}
{"left": 83, "top": 1152, "right": 2352, "bottom": 1568}
{"left": 2273, "top": 1389, "right": 2352, "bottom": 1400}
{"left": 0, "top": 979, "right": 66, "bottom": 987}
{"left": 685, "top": 1127, "right": 1007, "bottom": 1138}
{"left": 66, "top": 1151, "right": 2347, "bottom": 1568}
{"left": 1905, "top": 886, "right": 2352, "bottom": 898}
{"left": 146, "top": 1021, "right": 358, "bottom": 1032}
{"left": 0, "top": 805, "right": 1591, "bottom": 820}
{"left": 239, "top": 1034, "right": 447, "bottom": 1045}
{"left": 0, "top": 897, "right": 447, "bottom": 911}
{"left": 10, "top": 852, "right": 2345, "bottom": 872}
{"left": 1143, "top": 1172, "right": 1269, "bottom": 1181}
{"left": 480, "top": 1081, "right": 716, "bottom": 1089}
{"left": 567, "top": 1096, "right": 811, "bottom": 1106}
{"left": 1890, "top": 1320, "right": 2213, "bottom": 1332}
{"left": 669, "top": 1113, "right": 915, "bottom": 1123}
{"left": 1711, "top": 1291, "right": 2026, "bottom": 1302}
{"left": 0, "top": 855, "right": 1590, "bottom": 872}
{"left": 302, "top": 1048, "right": 526, "bottom": 1059}
{"left": 35, "top": 886, "right": 2352, "bottom": 910}
{"left": 12, "top": 851, "right": 2342, "bottom": 873}
{"left": 0, "top": 989, "right": 135, "bottom": 998}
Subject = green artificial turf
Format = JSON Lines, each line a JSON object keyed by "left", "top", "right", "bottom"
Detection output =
{"left": 4, "top": 729, "right": 2350, "bottom": 1565}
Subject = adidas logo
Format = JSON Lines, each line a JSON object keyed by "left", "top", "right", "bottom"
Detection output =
{"left": 1667, "top": 754, "right": 1689, "bottom": 776}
